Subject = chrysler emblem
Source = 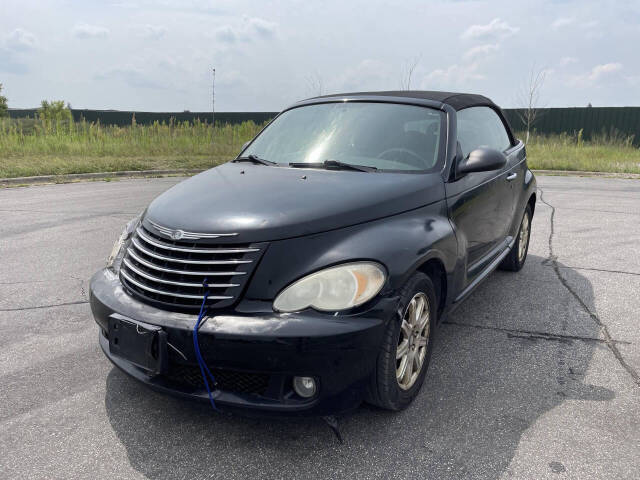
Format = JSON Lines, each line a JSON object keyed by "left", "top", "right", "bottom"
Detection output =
{"left": 148, "top": 220, "right": 239, "bottom": 240}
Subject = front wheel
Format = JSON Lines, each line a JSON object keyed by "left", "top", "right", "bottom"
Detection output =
{"left": 500, "top": 204, "right": 532, "bottom": 272}
{"left": 365, "top": 272, "right": 437, "bottom": 411}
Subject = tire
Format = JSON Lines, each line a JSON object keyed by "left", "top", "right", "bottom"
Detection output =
{"left": 365, "top": 272, "right": 437, "bottom": 411}
{"left": 500, "top": 204, "right": 532, "bottom": 272}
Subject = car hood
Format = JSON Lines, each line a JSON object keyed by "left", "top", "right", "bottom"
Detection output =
{"left": 144, "top": 162, "right": 445, "bottom": 242}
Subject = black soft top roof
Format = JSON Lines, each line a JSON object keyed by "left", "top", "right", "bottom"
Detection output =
{"left": 308, "top": 90, "right": 497, "bottom": 111}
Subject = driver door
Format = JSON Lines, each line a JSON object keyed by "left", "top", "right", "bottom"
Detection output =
{"left": 445, "top": 106, "right": 515, "bottom": 287}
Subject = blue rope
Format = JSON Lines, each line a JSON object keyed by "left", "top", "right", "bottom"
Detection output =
{"left": 193, "top": 278, "right": 218, "bottom": 411}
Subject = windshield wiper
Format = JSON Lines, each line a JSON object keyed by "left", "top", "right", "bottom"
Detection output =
{"left": 288, "top": 160, "right": 377, "bottom": 172}
{"left": 233, "top": 154, "right": 276, "bottom": 166}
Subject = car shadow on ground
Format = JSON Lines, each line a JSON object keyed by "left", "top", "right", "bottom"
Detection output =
{"left": 104, "top": 255, "right": 614, "bottom": 479}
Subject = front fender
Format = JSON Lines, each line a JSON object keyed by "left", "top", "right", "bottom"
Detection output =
{"left": 244, "top": 201, "right": 457, "bottom": 301}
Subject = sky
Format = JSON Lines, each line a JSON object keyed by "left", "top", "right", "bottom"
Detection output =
{"left": 1, "top": 0, "right": 639, "bottom": 111}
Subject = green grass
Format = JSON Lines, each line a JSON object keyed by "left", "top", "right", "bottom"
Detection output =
{"left": 0, "top": 117, "right": 264, "bottom": 178}
{"left": 0, "top": 117, "right": 639, "bottom": 178}
{"left": 521, "top": 130, "right": 640, "bottom": 174}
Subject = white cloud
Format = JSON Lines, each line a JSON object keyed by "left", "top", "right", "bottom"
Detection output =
{"left": 424, "top": 62, "right": 485, "bottom": 87}
{"left": 0, "top": 29, "right": 38, "bottom": 75}
{"left": 569, "top": 62, "right": 623, "bottom": 86}
{"left": 213, "top": 17, "right": 277, "bottom": 44}
{"left": 552, "top": 17, "right": 575, "bottom": 29}
{"left": 463, "top": 43, "right": 499, "bottom": 60}
{"left": 246, "top": 17, "right": 277, "bottom": 38}
{"left": 4, "top": 28, "right": 38, "bottom": 51}
{"left": 137, "top": 24, "right": 167, "bottom": 39}
{"left": 73, "top": 23, "right": 110, "bottom": 39}
{"left": 461, "top": 18, "right": 519, "bottom": 41}
{"left": 588, "top": 62, "right": 622, "bottom": 81}
{"left": 336, "top": 59, "right": 392, "bottom": 92}
{"left": 214, "top": 25, "right": 237, "bottom": 43}
{"left": 559, "top": 56, "right": 578, "bottom": 66}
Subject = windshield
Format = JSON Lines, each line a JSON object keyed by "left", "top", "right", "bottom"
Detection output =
{"left": 242, "top": 102, "right": 445, "bottom": 172}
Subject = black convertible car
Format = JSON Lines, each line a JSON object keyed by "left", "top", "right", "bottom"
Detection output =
{"left": 90, "top": 90, "right": 536, "bottom": 415}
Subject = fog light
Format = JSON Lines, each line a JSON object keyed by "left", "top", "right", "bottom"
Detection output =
{"left": 293, "top": 376, "right": 317, "bottom": 398}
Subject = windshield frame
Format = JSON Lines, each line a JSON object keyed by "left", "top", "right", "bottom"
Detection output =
{"left": 236, "top": 99, "right": 449, "bottom": 174}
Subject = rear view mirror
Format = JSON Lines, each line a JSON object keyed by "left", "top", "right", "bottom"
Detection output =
{"left": 457, "top": 147, "right": 507, "bottom": 175}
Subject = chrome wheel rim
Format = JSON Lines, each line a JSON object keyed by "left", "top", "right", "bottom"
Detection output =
{"left": 518, "top": 212, "right": 530, "bottom": 263}
{"left": 396, "top": 292, "right": 430, "bottom": 390}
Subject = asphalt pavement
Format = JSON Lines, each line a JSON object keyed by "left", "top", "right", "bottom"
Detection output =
{"left": 1, "top": 175, "right": 639, "bottom": 479}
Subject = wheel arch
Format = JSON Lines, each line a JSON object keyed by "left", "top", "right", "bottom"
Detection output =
{"left": 415, "top": 256, "right": 448, "bottom": 318}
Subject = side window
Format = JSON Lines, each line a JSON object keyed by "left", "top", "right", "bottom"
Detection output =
{"left": 456, "top": 107, "right": 512, "bottom": 158}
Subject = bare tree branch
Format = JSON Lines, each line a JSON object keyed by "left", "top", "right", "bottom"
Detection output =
{"left": 400, "top": 55, "right": 421, "bottom": 91}
{"left": 305, "top": 71, "right": 324, "bottom": 97}
{"left": 516, "top": 64, "right": 548, "bottom": 143}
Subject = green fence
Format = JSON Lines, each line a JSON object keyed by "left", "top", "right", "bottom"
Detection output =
{"left": 7, "top": 109, "right": 275, "bottom": 126}
{"left": 8, "top": 107, "right": 640, "bottom": 144}
{"left": 503, "top": 107, "right": 640, "bottom": 143}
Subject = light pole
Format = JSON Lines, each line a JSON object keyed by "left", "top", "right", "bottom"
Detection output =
{"left": 211, "top": 67, "right": 216, "bottom": 144}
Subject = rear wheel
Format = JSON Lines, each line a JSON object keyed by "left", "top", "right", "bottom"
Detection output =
{"left": 500, "top": 204, "right": 532, "bottom": 272}
{"left": 365, "top": 272, "right": 437, "bottom": 411}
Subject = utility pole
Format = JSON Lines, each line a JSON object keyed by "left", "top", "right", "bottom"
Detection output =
{"left": 212, "top": 67, "right": 216, "bottom": 143}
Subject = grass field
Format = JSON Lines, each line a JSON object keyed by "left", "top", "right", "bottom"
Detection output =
{"left": 1, "top": 117, "right": 639, "bottom": 178}
{"left": 0, "top": 118, "right": 263, "bottom": 178}
{"left": 523, "top": 130, "right": 640, "bottom": 173}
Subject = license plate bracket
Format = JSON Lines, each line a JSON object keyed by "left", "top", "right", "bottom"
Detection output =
{"left": 108, "top": 314, "right": 168, "bottom": 374}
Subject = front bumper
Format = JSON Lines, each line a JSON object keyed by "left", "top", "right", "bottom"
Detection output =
{"left": 90, "top": 269, "right": 398, "bottom": 416}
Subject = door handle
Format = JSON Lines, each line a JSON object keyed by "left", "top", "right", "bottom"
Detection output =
{"left": 506, "top": 172, "right": 517, "bottom": 181}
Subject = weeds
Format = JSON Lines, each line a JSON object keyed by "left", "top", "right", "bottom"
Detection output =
{"left": 0, "top": 117, "right": 265, "bottom": 178}
{"left": 0, "top": 117, "right": 638, "bottom": 178}
{"left": 520, "top": 130, "right": 640, "bottom": 173}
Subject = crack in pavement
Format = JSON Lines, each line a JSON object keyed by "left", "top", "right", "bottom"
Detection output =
{"left": 538, "top": 188, "right": 640, "bottom": 387}
{"left": 0, "top": 300, "right": 89, "bottom": 312}
{"left": 551, "top": 206, "right": 640, "bottom": 217}
{"left": 69, "top": 275, "right": 88, "bottom": 301}
{"left": 556, "top": 265, "right": 640, "bottom": 277}
{"left": 443, "top": 320, "right": 631, "bottom": 345}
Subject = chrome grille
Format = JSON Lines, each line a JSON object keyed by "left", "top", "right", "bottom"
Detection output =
{"left": 120, "top": 223, "right": 266, "bottom": 311}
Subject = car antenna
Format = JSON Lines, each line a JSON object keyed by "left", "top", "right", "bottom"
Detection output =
{"left": 322, "top": 415, "right": 344, "bottom": 444}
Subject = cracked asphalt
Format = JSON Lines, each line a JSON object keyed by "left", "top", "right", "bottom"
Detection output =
{"left": 1, "top": 175, "right": 639, "bottom": 479}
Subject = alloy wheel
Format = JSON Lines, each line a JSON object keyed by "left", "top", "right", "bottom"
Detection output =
{"left": 396, "top": 292, "right": 431, "bottom": 390}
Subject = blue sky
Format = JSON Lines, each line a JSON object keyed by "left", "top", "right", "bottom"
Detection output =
{"left": 1, "top": 0, "right": 639, "bottom": 111}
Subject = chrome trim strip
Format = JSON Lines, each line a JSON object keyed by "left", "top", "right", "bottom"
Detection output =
{"left": 136, "top": 228, "right": 258, "bottom": 254}
{"left": 131, "top": 238, "right": 252, "bottom": 265}
{"left": 148, "top": 220, "right": 238, "bottom": 240}
{"left": 122, "top": 258, "right": 240, "bottom": 288}
{"left": 120, "top": 270, "right": 233, "bottom": 300}
{"left": 126, "top": 249, "right": 246, "bottom": 276}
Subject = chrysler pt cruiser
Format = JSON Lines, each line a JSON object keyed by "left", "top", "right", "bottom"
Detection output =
{"left": 90, "top": 91, "right": 536, "bottom": 415}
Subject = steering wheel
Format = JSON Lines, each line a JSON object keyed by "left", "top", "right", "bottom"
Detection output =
{"left": 377, "top": 148, "right": 424, "bottom": 167}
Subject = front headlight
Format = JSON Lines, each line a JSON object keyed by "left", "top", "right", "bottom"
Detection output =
{"left": 273, "top": 262, "right": 386, "bottom": 313}
{"left": 106, "top": 213, "right": 143, "bottom": 272}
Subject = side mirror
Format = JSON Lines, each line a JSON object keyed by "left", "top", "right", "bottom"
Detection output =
{"left": 457, "top": 147, "right": 507, "bottom": 175}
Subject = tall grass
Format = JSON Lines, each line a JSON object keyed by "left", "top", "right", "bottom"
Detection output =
{"left": 0, "top": 117, "right": 265, "bottom": 178}
{"left": 1, "top": 117, "right": 639, "bottom": 178}
{"left": 521, "top": 129, "right": 640, "bottom": 174}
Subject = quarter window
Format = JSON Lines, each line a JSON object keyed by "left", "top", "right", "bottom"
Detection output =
{"left": 456, "top": 107, "right": 512, "bottom": 158}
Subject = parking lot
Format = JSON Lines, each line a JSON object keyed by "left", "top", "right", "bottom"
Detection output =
{"left": 1, "top": 175, "right": 639, "bottom": 479}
